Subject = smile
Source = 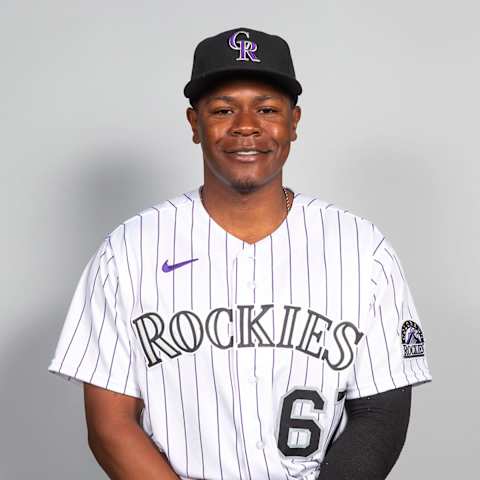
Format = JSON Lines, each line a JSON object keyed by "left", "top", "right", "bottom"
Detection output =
{"left": 231, "top": 150, "right": 265, "bottom": 155}
{"left": 226, "top": 150, "right": 270, "bottom": 161}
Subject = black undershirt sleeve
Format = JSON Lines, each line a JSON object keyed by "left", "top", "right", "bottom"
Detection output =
{"left": 317, "top": 385, "right": 412, "bottom": 480}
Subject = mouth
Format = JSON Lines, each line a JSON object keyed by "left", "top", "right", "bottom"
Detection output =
{"left": 225, "top": 149, "right": 271, "bottom": 162}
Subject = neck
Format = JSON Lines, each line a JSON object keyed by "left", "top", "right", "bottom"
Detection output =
{"left": 200, "top": 174, "right": 292, "bottom": 245}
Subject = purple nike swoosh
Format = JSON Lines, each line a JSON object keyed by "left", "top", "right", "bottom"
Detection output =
{"left": 162, "top": 258, "right": 198, "bottom": 272}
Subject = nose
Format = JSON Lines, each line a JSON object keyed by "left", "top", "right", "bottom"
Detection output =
{"left": 229, "top": 110, "right": 261, "bottom": 136}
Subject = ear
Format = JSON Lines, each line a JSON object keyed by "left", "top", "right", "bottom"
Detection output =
{"left": 290, "top": 105, "right": 301, "bottom": 142}
{"left": 186, "top": 107, "right": 201, "bottom": 144}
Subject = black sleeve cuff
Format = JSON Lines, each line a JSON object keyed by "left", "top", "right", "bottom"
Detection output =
{"left": 318, "top": 386, "right": 412, "bottom": 480}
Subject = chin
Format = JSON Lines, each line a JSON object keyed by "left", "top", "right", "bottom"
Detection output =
{"left": 229, "top": 178, "right": 261, "bottom": 194}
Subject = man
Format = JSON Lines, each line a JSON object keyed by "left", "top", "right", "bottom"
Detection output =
{"left": 48, "top": 27, "right": 432, "bottom": 479}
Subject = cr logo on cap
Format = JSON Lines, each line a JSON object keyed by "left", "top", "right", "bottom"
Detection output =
{"left": 228, "top": 30, "right": 261, "bottom": 63}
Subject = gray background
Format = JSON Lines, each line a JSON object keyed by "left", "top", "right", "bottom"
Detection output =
{"left": 1, "top": 1, "right": 478, "bottom": 478}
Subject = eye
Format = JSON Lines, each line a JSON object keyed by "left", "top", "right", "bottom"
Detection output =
{"left": 259, "top": 107, "right": 278, "bottom": 114}
{"left": 213, "top": 108, "right": 233, "bottom": 115}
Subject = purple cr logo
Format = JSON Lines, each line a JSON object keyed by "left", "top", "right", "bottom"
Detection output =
{"left": 228, "top": 30, "right": 261, "bottom": 62}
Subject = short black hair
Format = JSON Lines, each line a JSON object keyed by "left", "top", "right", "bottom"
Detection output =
{"left": 188, "top": 72, "right": 298, "bottom": 110}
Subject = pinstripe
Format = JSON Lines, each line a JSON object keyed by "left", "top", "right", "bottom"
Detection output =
{"left": 74, "top": 276, "right": 107, "bottom": 377}
{"left": 390, "top": 273, "right": 401, "bottom": 331}
{"left": 338, "top": 212, "right": 359, "bottom": 398}
{"left": 355, "top": 218, "right": 378, "bottom": 393}
{"left": 161, "top": 363, "right": 170, "bottom": 456}
{"left": 125, "top": 222, "right": 136, "bottom": 318}
{"left": 385, "top": 248, "right": 406, "bottom": 282}
{"left": 122, "top": 223, "right": 134, "bottom": 393}
{"left": 285, "top": 217, "right": 294, "bottom": 393}
{"left": 170, "top": 202, "right": 189, "bottom": 474}
{"left": 58, "top": 251, "right": 101, "bottom": 371}
{"left": 224, "top": 233, "right": 239, "bottom": 468}
{"left": 89, "top": 277, "right": 118, "bottom": 382}
{"left": 378, "top": 305, "right": 397, "bottom": 389}
{"left": 152, "top": 206, "right": 169, "bottom": 455}
{"left": 154, "top": 207, "right": 161, "bottom": 311}
{"left": 390, "top": 273, "right": 409, "bottom": 384}
{"left": 320, "top": 209, "right": 327, "bottom": 391}
{"left": 374, "top": 258, "right": 389, "bottom": 284}
{"left": 299, "top": 207, "right": 311, "bottom": 425}
{"left": 106, "top": 328, "right": 119, "bottom": 388}
{"left": 252, "top": 244, "right": 271, "bottom": 480}
{"left": 177, "top": 358, "right": 189, "bottom": 476}
{"left": 302, "top": 207, "right": 311, "bottom": 311}
{"left": 236, "top": 349, "right": 252, "bottom": 480}
{"left": 225, "top": 232, "right": 242, "bottom": 476}
{"left": 226, "top": 234, "right": 241, "bottom": 479}
{"left": 270, "top": 235, "right": 275, "bottom": 389}
{"left": 82, "top": 269, "right": 109, "bottom": 375}
{"left": 235, "top": 248, "right": 252, "bottom": 480}
{"left": 191, "top": 200, "right": 205, "bottom": 478}
{"left": 365, "top": 337, "right": 379, "bottom": 393}
{"left": 104, "top": 240, "right": 121, "bottom": 391}
{"left": 254, "top": 346, "right": 271, "bottom": 480}
{"left": 140, "top": 215, "right": 152, "bottom": 431}
{"left": 227, "top": 355, "right": 243, "bottom": 479}
{"left": 373, "top": 236, "right": 385, "bottom": 255}
{"left": 208, "top": 218, "right": 223, "bottom": 479}
{"left": 172, "top": 205, "right": 177, "bottom": 310}
{"left": 193, "top": 356, "right": 205, "bottom": 477}
{"left": 210, "top": 346, "right": 223, "bottom": 479}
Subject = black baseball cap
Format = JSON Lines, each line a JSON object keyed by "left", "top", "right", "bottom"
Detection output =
{"left": 183, "top": 27, "right": 302, "bottom": 105}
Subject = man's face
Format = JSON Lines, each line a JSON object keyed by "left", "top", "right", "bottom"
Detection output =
{"left": 186, "top": 77, "right": 301, "bottom": 193}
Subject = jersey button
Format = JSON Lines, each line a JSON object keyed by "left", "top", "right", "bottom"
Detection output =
{"left": 247, "top": 280, "right": 256, "bottom": 289}
{"left": 248, "top": 376, "right": 258, "bottom": 384}
{"left": 256, "top": 440, "right": 265, "bottom": 450}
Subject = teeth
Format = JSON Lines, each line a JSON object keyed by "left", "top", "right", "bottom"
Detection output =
{"left": 234, "top": 151, "right": 261, "bottom": 155}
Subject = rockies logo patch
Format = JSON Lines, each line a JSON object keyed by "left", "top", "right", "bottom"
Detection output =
{"left": 401, "top": 320, "right": 425, "bottom": 358}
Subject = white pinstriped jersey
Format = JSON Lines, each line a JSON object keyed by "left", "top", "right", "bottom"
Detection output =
{"left": 48, "top": 186, "right": 432, "bottom": 480}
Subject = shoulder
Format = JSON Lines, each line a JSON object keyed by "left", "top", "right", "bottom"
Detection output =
{"left": 294, "top": 191, "right": 378, "bottom": 232}
{"left": 294, "top": 190, "right": 398, "bottom": 259}
{"left": 103, "top": 188, "right": 197, "bottom": 250}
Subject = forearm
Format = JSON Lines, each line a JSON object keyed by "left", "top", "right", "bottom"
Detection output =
{"left": 88, "top": 418, "right": 180, "bottom": 480}
{"left": 318, "top": 386, "right": 411, "bottom": 480}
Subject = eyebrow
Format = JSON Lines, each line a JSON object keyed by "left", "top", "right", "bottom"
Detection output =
{"left": 206, "top": 94, "right": 282, "bottom": 103}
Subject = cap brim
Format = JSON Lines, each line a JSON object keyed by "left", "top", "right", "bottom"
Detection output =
{"left": 183, "top": 66, "right": 302, "bottom": 102}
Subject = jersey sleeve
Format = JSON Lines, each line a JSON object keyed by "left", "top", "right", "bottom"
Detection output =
{"left": 346, "top": 224, "right": 432, "bottom": 400}
{"left": 47, "top": 235, "right": 142, "bottom": 398}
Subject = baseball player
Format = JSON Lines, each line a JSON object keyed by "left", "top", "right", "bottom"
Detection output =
{"left": 48, "top": 27, "right": 432, "bottom": 479}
